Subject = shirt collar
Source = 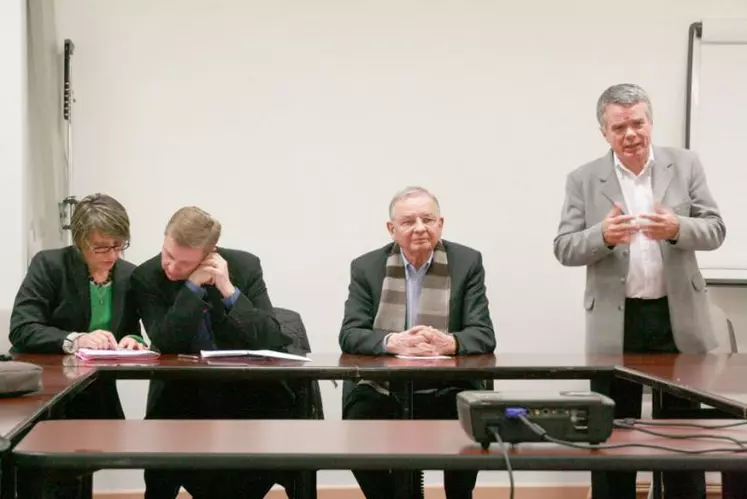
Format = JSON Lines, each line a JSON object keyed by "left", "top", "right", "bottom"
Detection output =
{"left": 614, "top": 146, "right": 655, "bottom": 177}
{"left": 400, "top": 249, "right": 434, "bottom": 273}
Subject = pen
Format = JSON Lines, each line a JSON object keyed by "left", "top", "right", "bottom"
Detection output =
{"left": 177, "top": 354, "right": 201, "bottom": 361}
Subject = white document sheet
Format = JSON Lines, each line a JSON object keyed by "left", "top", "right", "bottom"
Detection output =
{"left": 199, "top": 349, "right": 311, "bottom": 362}
{"left": 75, "top": 348, "right": 160, "bottom": 360}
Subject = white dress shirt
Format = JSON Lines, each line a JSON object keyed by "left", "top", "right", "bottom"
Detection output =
{"left": 614, "top": 147, "right": 666, "bottom": 299}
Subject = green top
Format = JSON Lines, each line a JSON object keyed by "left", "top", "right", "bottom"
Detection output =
{"left": 88, "top": 281, "right": 113, "bottom": 332}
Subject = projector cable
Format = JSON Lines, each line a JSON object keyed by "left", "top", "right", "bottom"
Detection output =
{"left": 487, "top": 426, "right": 515, "bottom": 499}
{"left": 515, "top": 413, "right": 747, "bottom": 454}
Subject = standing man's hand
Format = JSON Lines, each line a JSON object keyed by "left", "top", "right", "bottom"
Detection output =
{"left": 602, "top": 202, "right": 636, "bottom": 246}
{"left": 639, "top": 204, "right": 680, "bottom": 241}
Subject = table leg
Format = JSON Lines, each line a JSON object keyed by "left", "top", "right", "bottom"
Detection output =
{"left": 650, "top": 389, "right": 663, "bottom": 499}
{"left": 293, "top": 471, "right": 317, "bottom": 499}
{"left": 589, "top": 374, "right": 614, "bottom": 499}
{"left": 1, "top": 457, "right": 15, "bottom": 499}
{"left": 391, "top": 381, "right": 421, "bottom": 498}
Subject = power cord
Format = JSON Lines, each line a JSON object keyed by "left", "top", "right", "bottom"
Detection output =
{"left": 517, "top": 413, "right": 747, "bottom": 454}
{"left": 488, "top": 427, "right": 515, "bottom": 499}
{"left": 613, "top": 420, "right": 747, "bottom": 448}
{"left": 617, "top": 418, "right": 747, "bottom": 430}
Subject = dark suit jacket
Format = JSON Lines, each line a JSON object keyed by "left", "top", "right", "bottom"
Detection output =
{"left": 340, "top": 239, "right": 496, "bottom": 355}
{"left": 339, "top": 240, "right": 496, "bottom": 406}
{"left": 10, "top": 246, "right": 140, "bottom": 353}
{"left": 9, "top": 246, "right": 138, "bottom": 419}
{"left": 131, "top": 247, "right": 294, "bottom": 418}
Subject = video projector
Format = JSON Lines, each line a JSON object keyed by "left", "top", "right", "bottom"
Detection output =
{"left": 457, "top": 390, "right": 615, "bottom": 448}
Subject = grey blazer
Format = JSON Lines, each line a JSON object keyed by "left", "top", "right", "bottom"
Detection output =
{"left": 553, "top": 146, "right": 726, "bottom": 354}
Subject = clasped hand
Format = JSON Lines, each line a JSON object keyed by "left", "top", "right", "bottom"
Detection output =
{"left": 385, "top": 325, "right": 457, "bottom": 356}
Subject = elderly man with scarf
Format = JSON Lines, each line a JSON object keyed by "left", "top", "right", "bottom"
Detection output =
{"left": 339, "top": 186, "right": 496, "bottom": 499}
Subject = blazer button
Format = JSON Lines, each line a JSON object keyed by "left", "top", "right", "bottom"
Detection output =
{"left": 622, "top": 250, "right": 629, "bottom": 256}
{"left": 618, "top": 303, "right": 625, "bottom": 311}
{"left": 620, "top": 277, "right": 626, "bottom": 283}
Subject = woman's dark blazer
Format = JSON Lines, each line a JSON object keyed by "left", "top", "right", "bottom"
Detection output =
{"left": 9, "top": 245, "right": 141, "bottom": 419}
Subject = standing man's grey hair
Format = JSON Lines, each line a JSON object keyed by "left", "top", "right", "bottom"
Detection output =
{"left": 388, "top": 186, "right": 441, "bottom": 220}
{"left": 596, "top": 83, "right": 653, "bottom": 128}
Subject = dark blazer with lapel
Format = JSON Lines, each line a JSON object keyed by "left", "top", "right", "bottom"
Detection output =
{"left": 8, "top": 246, "right": 137, "bottom": 420}
{"left": 131, "top": 247, "right": 294, "bottom": 418}
{"left": 340, "top": 239, "right": 496, "bottom": 356}
{"left": 9, "top": 246, "right": 140, "bottom": 353}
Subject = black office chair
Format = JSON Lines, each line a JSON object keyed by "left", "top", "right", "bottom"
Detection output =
{"left": 273, "top": 306, "right": 324, "bottom": 419}
{"left": 273, "top": 307, "right": 324, "bottom": 498}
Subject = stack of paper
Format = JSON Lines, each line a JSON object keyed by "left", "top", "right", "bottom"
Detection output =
{"left": 199, "top": 349, "right": 311, "bottom": 362}
{"left": 75, "top": 348, "right": 160, "bottom": 361}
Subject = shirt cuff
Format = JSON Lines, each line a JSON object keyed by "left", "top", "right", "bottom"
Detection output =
{"left": 378, "top": 333, "right": 394, "bottom": 355}
{"left": 185, "top": 280, "right": 207, "bottom": 298}
{"left": 222, "top": 287, "right": 240, "bottom": 308}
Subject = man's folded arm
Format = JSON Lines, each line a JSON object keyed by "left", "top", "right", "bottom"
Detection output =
{"left": 214, "top": 268, "right": 290, "bottom": 351}
{"left": 132, "top": 273, "right": 204, "bottom": 353}
{"left": 339, "top": 264, "right": 390, "bottom": 355}
{"left": 450, "top": 253, "right": 496, "bottom": 354}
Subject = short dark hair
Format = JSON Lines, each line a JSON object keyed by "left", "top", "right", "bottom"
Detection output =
{"left": 70, "top": 193, "right": 130, "bottom": 248}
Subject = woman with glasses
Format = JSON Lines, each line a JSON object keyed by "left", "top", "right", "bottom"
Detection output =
{"left": 10, "top": 193, "right": 145, "bottom": 418}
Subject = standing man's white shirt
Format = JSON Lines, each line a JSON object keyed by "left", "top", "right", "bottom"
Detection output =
{"left": 614, "top": 146, "right": 666, "bottom": 299}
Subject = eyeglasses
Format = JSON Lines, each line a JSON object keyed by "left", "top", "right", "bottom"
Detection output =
{"left": 90, "top": 241, "right": 130, "bottom": 254}
{"left": 396, "top": 217, "right": 439, "bottom": 231}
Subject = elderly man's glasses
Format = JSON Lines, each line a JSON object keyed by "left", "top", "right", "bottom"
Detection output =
{"left": 396, "top": 216, "right": 439, "bottom": 231}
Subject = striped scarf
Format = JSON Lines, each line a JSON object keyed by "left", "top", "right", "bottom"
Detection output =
{"left": 361, "top": 241, "right": 451, "bottom": 396}
{"left": 373, "top": 241, "right": 451, "bottom": 332}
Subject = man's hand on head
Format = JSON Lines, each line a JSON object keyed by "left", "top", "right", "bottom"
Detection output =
{"left": 187, "top": 264, "right": 214, "bottom": 288}
{"left": 201, "top": 253, "right": 235, "bottom": 298}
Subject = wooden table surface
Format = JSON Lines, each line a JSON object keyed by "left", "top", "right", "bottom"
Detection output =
{"left": 13, "top": 419, "right": 747, "bottom": 472}
{"left": 4, "top": 353, "right": 747, "bottom": 443}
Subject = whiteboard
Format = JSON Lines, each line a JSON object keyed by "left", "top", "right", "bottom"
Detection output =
{"left": 689, "top": 19, "right": 747, "bottom": 272}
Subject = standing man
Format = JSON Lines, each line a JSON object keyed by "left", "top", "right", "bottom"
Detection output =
{"left": 132, "top": 206, "right": 296, "bottom": 499}
{"left": 554, "top": 83, "right": 725, "bottom": 499}
{"left": 340, "top": 186, "right": 496, "bottom": 499}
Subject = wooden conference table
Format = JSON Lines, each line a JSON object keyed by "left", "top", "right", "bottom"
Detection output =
{"left": 3, "top": 352, "right": 747, "bottom": 498}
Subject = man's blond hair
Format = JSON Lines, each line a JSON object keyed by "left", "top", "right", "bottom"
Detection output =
{"left": 164, "top": 206, "right": 221, "bottom": 250}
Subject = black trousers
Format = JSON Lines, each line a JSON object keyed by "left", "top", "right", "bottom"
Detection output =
{"left": 722, "top": 473, "right": 747, "bottom": 499}
{"left": 590, "top": 297, "right": 706, "bottom": 499}
{"left": 343, "top": 384, "right": 477, "bottom": 499}
{"left": 144, "top": 380, "right": 297, "bottom": 499}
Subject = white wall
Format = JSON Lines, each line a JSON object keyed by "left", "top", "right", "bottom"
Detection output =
{"left": 0, "top": 0, "right": 27, "bottom": 355}
{"left": 47, "top": 0, "right": 747, "bottom": 492}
